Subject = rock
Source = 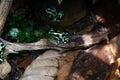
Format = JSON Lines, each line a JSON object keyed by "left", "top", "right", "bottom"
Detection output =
{"left": 68, "top": 52, "right": 111, "bottom": 80}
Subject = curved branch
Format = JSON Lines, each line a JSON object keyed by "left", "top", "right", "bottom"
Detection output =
{"left": 0, "top": 38, "right": 62, "bottom": 55}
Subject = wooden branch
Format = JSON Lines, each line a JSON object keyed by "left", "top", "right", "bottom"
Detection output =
{"left": 0, "top": 0, "right": 13, "bottom": 34}
{"left": 0, "top": 38, "right": 63, "bottom": 55}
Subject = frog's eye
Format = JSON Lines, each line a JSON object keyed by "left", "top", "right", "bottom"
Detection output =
{"left": 0, "top": 42, "right": 5, "bottom": 48}
{"left": 0, "top": 43, "right": 4, "bottom": 47}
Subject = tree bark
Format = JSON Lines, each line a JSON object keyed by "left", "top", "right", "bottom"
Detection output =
{"left": 0, "top": 38, "right": 62, "bottom": 55}
{"left": 0, "top": 0, "right": 13, "bottom": 34}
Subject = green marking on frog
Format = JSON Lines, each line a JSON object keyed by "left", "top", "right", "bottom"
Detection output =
{"left": 0, "top": 41, "right": 6, "bottom": 64}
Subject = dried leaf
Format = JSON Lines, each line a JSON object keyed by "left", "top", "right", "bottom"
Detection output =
{"left": 0, "top": 61, "right": 11, "bottom": 79}
{"left": 20, "top": 50, "right": 61, "bottom": 80}
{"left": 17, "top": 55, "right": 33, "bottom": 69}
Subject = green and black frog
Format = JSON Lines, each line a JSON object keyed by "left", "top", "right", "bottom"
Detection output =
{"left": 49, "top": 29, "right": 69, "bottom": 44}
{"left": 45, "top": 7, "right": 64, "bottom": 23}
{"left": 0, "top": 41, "right": 5, "bottom": 64}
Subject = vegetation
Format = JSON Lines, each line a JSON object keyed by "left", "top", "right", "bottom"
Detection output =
{"left": 5, "top": 14, "right": 52, "bottom": 42}
{"left": 4, "top": 13, "right": 71, "bottom": 43}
